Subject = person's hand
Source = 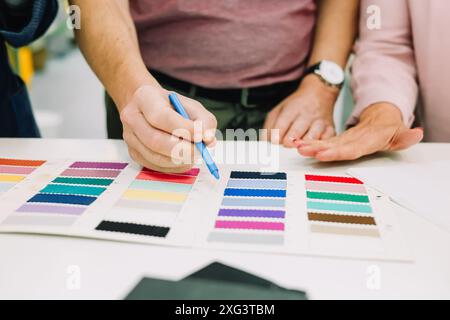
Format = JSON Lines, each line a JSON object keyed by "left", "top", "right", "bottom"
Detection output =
{"left": 120, "top": 85, "right": 217, "bottom": 172}
{"left": 296, "top": 103, "right": 424, "bottom": 162}
{"left": 263, "top": 74, "right": 339, "bottom": 148}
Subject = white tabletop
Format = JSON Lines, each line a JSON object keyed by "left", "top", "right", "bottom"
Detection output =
{"left": 0, "top": 139, "right": 449, "bottom": 299}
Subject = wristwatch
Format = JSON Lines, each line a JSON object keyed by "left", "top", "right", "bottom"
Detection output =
{"left": 303, "top": 60, "right": 345, "bottom": 89}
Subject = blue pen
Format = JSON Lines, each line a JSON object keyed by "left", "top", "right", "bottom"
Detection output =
{"left": 168, "top": 92, "right": 220, "bottom": 180}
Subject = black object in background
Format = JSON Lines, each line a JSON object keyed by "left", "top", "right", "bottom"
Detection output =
{"left": 125, "top": 262, "right": 307, "bottom": 300}
{"left": 0, "top": 0, "right": 33, "bottom": 31}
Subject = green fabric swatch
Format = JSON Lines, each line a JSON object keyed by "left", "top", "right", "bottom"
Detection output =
{"left": 307, "top": 201, "right": 372, "bottom": 213}
{"left": 41, "top": 184, "right": 106, "bottom": 196}
{"left": 53, "top": 177, "right": 114, "bottom": 186}
{"left": 307, "top": 191, "right": 369, "bottom": 203}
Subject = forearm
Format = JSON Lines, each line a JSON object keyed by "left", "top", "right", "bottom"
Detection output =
{"left": 350, "top": 0, "right": 417, "bottom": 127}
{"left": 70, "top": 0, "right": 159, "bottom": 110}
{"left": 308, "top": 0, "right": 359, "bottom": 68}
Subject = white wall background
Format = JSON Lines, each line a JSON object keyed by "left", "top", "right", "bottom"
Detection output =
{"left": 29, "top": 49, "right": 106, "bottom": 139}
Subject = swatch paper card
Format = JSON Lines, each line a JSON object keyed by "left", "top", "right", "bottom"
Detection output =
{"left": 0, "top": 160, "right": 135, "bottom": 234}
{"left": 90, "top": 167, "right": 201, "bottom": 245}
{"left": 0, "top": 158, "right": 204, "bottom": 247}
{"left": 0, "top": 158, "right": 410, "bottom": 261}
{"left": 0, "top": 158, "right": 46, "bottom": 198}
{"left": 301, "top": 174, "right": 410, "bottom": 260}
{"left": 348, "top": 162, "right": 450, "bottom": 233}
{"left": 183, "top": 170, "right": 410, "bottom": 261}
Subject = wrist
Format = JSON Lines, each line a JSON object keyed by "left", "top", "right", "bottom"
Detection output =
{"left": 298, "top": 74, "right": 340, "bottom": 101}
{"left": 304, "top": 60, "right": 345, "bottom": 90}
{"left": 360, "top": 103, "right": 404, "bottom": 126}
{"left": 114, "top": 71, "right": 161, "bottom": 111}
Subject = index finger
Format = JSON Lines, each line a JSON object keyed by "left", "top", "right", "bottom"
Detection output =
{"left": 177, "top": 95, "right": 218, "bottom": 145}
{"left": 134, "top": 86, "right": 207, "bottom": 143}
{"left": 143, "top": 96, "right": 199, "bottom": 142}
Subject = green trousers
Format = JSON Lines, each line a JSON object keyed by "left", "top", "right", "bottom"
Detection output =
{"left": 105, "top": 83, "right": 288, "bottom": 140}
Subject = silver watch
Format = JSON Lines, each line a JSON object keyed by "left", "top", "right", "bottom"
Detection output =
{"left": 304, "top": 60, "right": 345, "bottom": 89}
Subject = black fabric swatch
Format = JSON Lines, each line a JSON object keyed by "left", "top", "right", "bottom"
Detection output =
{"left": 230, "top": 171, "right": 287, "bottom": 180}
{"left": 96, "top": 221, "right": 170, "bottom": 238}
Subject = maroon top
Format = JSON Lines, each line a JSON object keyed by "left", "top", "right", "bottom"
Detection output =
{"left": 131, "top": 0, "right": 316, "bottom": 89}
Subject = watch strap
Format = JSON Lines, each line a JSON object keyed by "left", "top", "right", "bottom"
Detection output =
{"left": 302, "top": 61, "right": 344, "bottom": 89}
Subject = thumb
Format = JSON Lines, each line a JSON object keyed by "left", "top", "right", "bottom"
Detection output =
{"left": 390, "top": 127, "right": 424, "bottom": 151}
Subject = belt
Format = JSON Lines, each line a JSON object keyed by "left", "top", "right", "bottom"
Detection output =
{"left": 150, "top": 69, "right": 301, "bottom": 108}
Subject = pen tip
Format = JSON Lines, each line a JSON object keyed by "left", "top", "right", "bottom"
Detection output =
{"left": 212, "top": 170, "right": 220, "bottom": 180}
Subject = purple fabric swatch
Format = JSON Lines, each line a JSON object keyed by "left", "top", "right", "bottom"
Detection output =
{"left": 61, "top": 168, "right": 121, "bottom": 178}
{"left": 16, "top": 203, "right": 87, "bottom": 215}
{"left": 218, "top": 209, "right": 285, "bottom": 219}
{"left": 70, "top": 162, "right": 128, "bottom": 170}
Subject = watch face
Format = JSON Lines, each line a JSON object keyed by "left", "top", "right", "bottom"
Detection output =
{"left": 319, "top": 60, "right": 345, "bottom": 85}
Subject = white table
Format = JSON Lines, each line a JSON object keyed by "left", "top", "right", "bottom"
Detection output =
{"left": 0, "top": 139, "right": 449, "bottom": 299}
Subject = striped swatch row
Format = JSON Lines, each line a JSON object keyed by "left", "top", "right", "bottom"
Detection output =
{"left": 208, "top": 171, "right": 287, "bottom": 245}
{"left": 95, "top": 167, "right": 200, "bottom": 238}
{"left": 0, "top": 158, "right": 46, "bottom": 195}
{"left": 3, "top": 161, "right": 128, "bottom": 227}
{"left": 305, "top": 174, "right": 380, "bottom": 238}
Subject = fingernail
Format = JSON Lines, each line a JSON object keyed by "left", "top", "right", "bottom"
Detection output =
{"left": 203, "top": 129, "right": 216, "bottom": 143}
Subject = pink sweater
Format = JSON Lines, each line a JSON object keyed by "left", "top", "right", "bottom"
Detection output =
{"left": 130, "top": 0, "right": 316, "bottom": 89}
{"left": 350, "top": 0, "right": 450, "bottom": 142}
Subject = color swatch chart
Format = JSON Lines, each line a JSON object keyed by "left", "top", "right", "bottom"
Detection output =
{"left": 305, "top": 174, "right": 380, "bottom": 238}
{"left": 95, "top": 167, "right": 200, "bottom": 238}
{"left": 208, "top": 171, "right": 287, "bottom": 246}
{"left": 2, "top": 161, "right": 128, "bottom": 227}
{"left": 0, "top": 158, "right": 46, "bottom": 196}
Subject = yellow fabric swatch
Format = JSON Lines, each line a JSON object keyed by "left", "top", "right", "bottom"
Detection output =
{"left": 0, "top": 175, "right": 25, "bottom": 182}
{"left": 123, "top": 189, "right": 187, "bottom": 203}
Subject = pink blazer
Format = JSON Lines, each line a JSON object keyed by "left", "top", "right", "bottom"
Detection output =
{"left": 349, "top": 0, "right": 450, "bottom": 142}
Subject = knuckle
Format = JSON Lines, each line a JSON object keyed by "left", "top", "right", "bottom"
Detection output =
{"left": 207, "top": 113, "right": 217, "bottom": 128}
{"left": 120, "top": 107, "right": 134, "bottom": 126}
{"left": 278, "top": 113, "right": 292, "bottom": 124}
{"left": 314, "top": 118, "right": 326, "bottom": 126}
{"left": 192, "top": 100, "right": 203, "bottom": 109}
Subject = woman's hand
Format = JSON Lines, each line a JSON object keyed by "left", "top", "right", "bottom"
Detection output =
{"left": 296, "top": 103, "right": 423, "bottom": 161}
